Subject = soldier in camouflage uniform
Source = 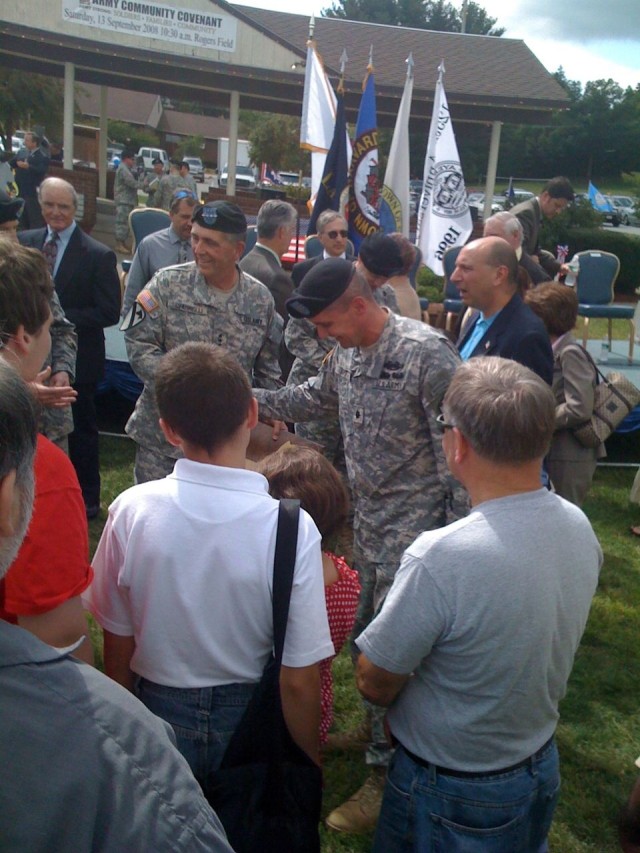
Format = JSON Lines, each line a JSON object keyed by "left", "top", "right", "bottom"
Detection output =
{"left": 123, "top": 200, "right": 283, "bottom": 483}
{"left": 153, "top": 161, "right": 190, "bottom": 211}
{"left": 113, "top": 149, "right": 139, "bottom": 253}
{"left": 39, "top": 289, "right": 77, "bottom": 451}
{"left": 255, "top": 258, "right": 468, "bottom": 833}
{"left": 285, "top": 231, "right": 401, "bottom": 464}
{"left": 141, "top": 157, "right": 165, "bottom": 207}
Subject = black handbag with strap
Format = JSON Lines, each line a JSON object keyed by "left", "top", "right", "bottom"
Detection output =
{"left": 206, "top": 499, "right": 322, "bottom": 853}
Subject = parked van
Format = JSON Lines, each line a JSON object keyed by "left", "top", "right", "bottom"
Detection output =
{"left": 136, "top": 147, "right": 169, "bottom": 174}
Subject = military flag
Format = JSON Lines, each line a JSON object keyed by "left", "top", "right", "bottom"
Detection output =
{"left": 300, "top": 19, "right": 337, "bottom": 200}
{"left": 380, "top": 55, "right": 414, "bottom": 237}
{"left": 307, "top": 62, "right": 350, "bottom": 235}
{"left": 416, "top": 61, "right": 472, "bottom": 275}
{"left": 348, "top": 50, "right": 380, "bottom": 253}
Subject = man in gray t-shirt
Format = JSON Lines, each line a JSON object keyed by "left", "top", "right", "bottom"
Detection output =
{"left": 357, "top": 356, "right": 601, "bottom": 853}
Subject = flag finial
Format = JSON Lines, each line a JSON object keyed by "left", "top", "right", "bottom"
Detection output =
{"left": 308, "top": 14, "right": 315, "bottom": 40}
{"left": 368, "top": 44, "right": 374, "bottom": 70}
{"left": 406, "top": 53, "right": 414, "bottom": 79}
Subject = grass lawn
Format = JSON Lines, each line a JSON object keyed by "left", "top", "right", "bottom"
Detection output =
{"left": 89, "top": 431, "right": 640, "bottom": 853}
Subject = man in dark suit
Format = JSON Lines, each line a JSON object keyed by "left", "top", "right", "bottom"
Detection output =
{"left": 9, "top": 131, "right": 49, "bottom": 230}
{"left": 453, "top": 236, "right": 553, "bottom": 385}
{"left": 291, "top": 210, "right": 353, "bottom": 287}
{"left": 239, "top": 199, "right": 296, "bottom": 377}
{"left": 511, "top": 176, "right": 574, "bottom": 280}
{"left": 20, "top": 177, "right": 121, "bottom": 517}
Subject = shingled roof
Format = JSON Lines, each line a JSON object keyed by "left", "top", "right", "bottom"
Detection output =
{"left": 230, "top": 5, "right": 569, "bottom": 126}
{"left": 0, "top": 1, "right": 568, "bottom": 129}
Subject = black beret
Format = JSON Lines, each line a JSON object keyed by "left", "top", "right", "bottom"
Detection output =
{"left": 191, "top": 201, "right": 247, "bottom": 234}
{"left": 151, "top": 157, "right": 163, "bottom": 165}
{"left": 121, "top": 149, "right": 136, "bottom": 160}
{"left": 0, "top": 188, "right": 24, "bottom": 224}
{"left": 286, "top": 258, "right": 355, "bottom": 319}
{"left": 359, "top": 231, "right": 405, "bottom": 278}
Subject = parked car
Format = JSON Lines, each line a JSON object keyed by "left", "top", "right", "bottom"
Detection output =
{"left": 219, "top": 164, "right": 256, "bottom": 190}
{"left": 136, "top": 146, "right": 169, "bottom": 175}
{"left": 468, "top": 193, "right": 505, "bottom": 217}
{"left": 601, "top": 195, "right": 621, "bottom": 227}
{"left": 610, "top": 195, "right": 639, "bottom": 226}
{"left": 183, "top": 156, "right": 205, "bottom": 182}
{"left": 503, "top": 188, "right": 535, "bottom": 204}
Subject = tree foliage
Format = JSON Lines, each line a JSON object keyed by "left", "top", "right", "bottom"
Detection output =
{"left": 0, "top": 69, "right": 65, "bottom": 153}
{"left": 106, "top": 120, "right": 160, "bottom": 151}
{"left": 174, "top": 135, "right": 205, "bottom": 158}
{"left": 240, "top": 111, "right": 310, "bottom": 172}
{"left": 323, "top": 0, "right": 504, "bottom": 35}
{"left": 498, "top": 70, "right": 640, "bottom": 182}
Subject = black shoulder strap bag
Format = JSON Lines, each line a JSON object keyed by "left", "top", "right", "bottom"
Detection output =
{"left": 206, "top": 499, "right": 322, "bottom": 853}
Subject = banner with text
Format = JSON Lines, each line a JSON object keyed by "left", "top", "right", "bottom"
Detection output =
{"left": 62, "top": 0, "right": 237, "bottom": 52}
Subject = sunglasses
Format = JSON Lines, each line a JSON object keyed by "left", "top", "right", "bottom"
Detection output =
{"left": 436, "top": 413, "right": 456, "bottom": 430}
{"left": 173, "top": 190, "right": 197, "bottom": 202}
{"left": 326, "top": 229, "right": 348, "bottom": 239}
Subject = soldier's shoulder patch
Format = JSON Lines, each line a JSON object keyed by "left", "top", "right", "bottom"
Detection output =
{"left": 137, "top": 289, "right": 161, "bottom": 317}
{"left": 120, "top": 301, "right": 146, "bottom": 331}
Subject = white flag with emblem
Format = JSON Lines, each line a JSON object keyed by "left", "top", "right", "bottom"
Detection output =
{"left": 416, "top": 61, "right": 472, "bottom": 275}
{"left": 300, "top": 32, "right": 337, "bottom": 200}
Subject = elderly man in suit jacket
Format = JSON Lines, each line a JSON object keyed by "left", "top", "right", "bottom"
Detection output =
{"left": 20, "top": 177, "right": 121, "bottom": 518}
{"left": 291, "top": 210, "right": 353, "bottom": 287}
{"left": 239, "top": 199, "right": 296, "bottom": 377}
{"left": 452, "top": 236, "right": 553, "bottom": 385}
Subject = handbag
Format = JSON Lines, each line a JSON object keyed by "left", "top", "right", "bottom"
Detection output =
{"left": 566, "top": 344, "right": 640, "bottom": 449}
{"left": 206, "top": 499, "right": 322, "bottom": 853}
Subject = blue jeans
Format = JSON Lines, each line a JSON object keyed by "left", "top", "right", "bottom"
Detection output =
{"left": 136, "top": 678, "right": 255, "bottom": 787}
{"left": 373, "top": 740, "right": 560, "bottom": 853}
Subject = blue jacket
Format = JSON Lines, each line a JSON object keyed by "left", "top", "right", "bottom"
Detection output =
{"left": 457, "top": 293, "right": 553, "bottom": 385}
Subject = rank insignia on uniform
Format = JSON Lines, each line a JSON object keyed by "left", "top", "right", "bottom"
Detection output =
{"left": 137, "top": 289, "right": 161, "bottom": 317}
{"left": 119, "top": 302, "right": 146, "bottom": 331}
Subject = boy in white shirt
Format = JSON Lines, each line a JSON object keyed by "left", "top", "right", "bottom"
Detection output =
{"left": 84, "top": 342, "right": 332, "bottom": 783}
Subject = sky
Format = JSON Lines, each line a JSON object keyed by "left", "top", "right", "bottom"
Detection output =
{"left": 231, "top": 0, "right": 640, "bottom": 90}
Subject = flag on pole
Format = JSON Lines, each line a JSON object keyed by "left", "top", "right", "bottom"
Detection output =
{"left": 348, "top": 51, "right": 380, "bottom": 253}
{"left": 588, "top": 181, "right": 615, "bottom": 213}
{"left": 307, "top": 87, "right": 350, "bottom": 235}
{"left": 416, "top": 61, "right": 472, "bottom": 276}
{"left": 380, "top": 54, "right": 414, "bottom": 237}
{"left": 300, "top": 22, "right": 337, "bottom": 200}
{"left": 506, "top": 176, "right": 515, "bottom": 207}
{"left": 260, "top": 163, "right": 282, "bottom": 185}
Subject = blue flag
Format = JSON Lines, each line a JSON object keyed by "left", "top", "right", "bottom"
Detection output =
{"left": 507, "top": 176, "right": 515, "bottom": 206}
{"left": 588, "top": 181, "right": 614, "bottom": 212}
{"left": 347, "top": 67, "right": 380, "bottom": 252}
{"left": 307, "top": 91, "right": 349, "bottom": 236}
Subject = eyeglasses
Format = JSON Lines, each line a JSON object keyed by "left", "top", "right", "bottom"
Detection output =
{"left": 326, "top": 229, "right": 348, "bottom": 239}
{"left": 173, "top": 190, "right": 197, "bottom": 202}
{"left": 436, "top": 413, "right": 456, "bottom": 430}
